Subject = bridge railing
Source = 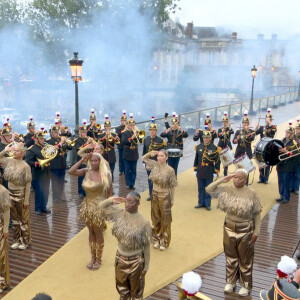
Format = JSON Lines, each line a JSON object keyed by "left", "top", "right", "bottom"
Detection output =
{"left": 122, "top": 92, "right": 298, "bottom": 134}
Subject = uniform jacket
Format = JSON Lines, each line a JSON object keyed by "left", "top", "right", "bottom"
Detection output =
{"left": 193, "top": 143, "right": 221, "bottom": 180}
{"left": 23, "top": 132, "right": 35, "bottom": 148}
{"left": 46, "top": 137, "right": 70, "bottom": 169}
{"left": 87, "top": 124, "right": 101, "bottom": 140}
{"left": 255, "top": 125, "right": 277, "bottom": 139}
{"left": 160, "top": 129, "right": 188, "bottom": 150}
{"left": 121, "top": 130, "right": 142, "bottom": 161}
{"left": 142, "top": 135, "right": 165, "bottom": 162}
{"left": 74, "top": 137, "right": 87, "bottom": 163}
{"left": 276, "top": 138, "right": 298, "bottom": 173}
{"left": 25, "top": 144, "right": 50, "bottom": 180}
{"left": 98, "top": 132, "right": 119, "bottom": 163}
{"left": 217, "top": 127, "right": 234, "bottom": 149}
{"left": 115, "top": 124, "right": 126, "bottom": 150}
{"left": 233, "top": 129, "right": 255, "bottom": 159}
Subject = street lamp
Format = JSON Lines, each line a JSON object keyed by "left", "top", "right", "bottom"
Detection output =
{"left": 249, "top": 65, "right": 257, "bottom": 115}
{"left": 69, "top": 52, "right": 83, "bottom": 136}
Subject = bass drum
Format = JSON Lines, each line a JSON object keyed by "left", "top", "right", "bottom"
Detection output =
{"left": 254, "top": 137, "right": 284, "bottom": 166}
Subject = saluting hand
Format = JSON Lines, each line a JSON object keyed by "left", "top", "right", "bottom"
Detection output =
{"left": 111, "top": 197, "right": 126, "bottom": 204}
{"left": 222, "top": 174, "right": 234, "bottom": 183}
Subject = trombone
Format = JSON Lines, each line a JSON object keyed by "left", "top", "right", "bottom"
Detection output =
{"left": 278, "top": 148, "right": 300, "bottom": 161}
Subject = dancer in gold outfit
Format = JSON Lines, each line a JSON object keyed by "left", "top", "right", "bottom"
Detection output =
{"left": 68, "top": 152, "right": 112, "bottom": 270}
{"left": 206, "top": 169, "right": 261, "bottom": 297}
{"left": 100, "top": 192, "right": 151, "bottom": 300}
{"left": 0, "top": 143, "right": 32, "bottom": 250}
{"left": 142, "top": 150, "right": 177, "bottom": 251}
{"left": 0, "top": 184, "right": 10, "bottom": 292}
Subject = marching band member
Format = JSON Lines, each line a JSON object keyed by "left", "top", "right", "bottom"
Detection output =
{"left": 142, "top": 117, "right": 166, "bottom": 201}
{"left": 74, "top": 121, "right": 88, "bottom": 199}
{"left": 115, "top": 110, "right": 127, "bottom": 176}
{"left": 87, "top": 109, "right": 101, "bottom": 140}
{"left": 25, "top": 129, "right": 51, "bottom": 215}
{"left": 142, "top": 150, "right": 177, "bottom": 250}
{"left": 0, "top": 184, "right": 10, "bottom": 292}
{"left": 0, "top": 128, "right": 12, "bottom": 188}
{"left": 194, "top": 113, "right": 217, "bottom": 144}
{"left": 98, "top": 114, "right": 120, "bottom": 182}
{"left": 193, "top": 129, "right": 221, "bottom": 210}
{"left": 47, "top": 122, "right": 71, "bottom": 202}
{"left": 121, "top": 114, "right": 143, "bottom": 190}
{"left": 55, "top": 112, "right": 71, "bottom": 137}
{"left": 255, "top": 108, "right": 277, "bottom": 184}
{"left": 23, "top": 116, "right": 35, "bottom": 148}
{"left": 217, "top": 112, "right": 234, "bottom": 176}
{"left": 0, "top": 143, "right": 32, "bottom": 250}
{"left": 276, "top": 122, "right": 298, "bottom": 203}
{"left": 160, "top": 115, "right": 188, "bottom": 176}
{"left": 164, "top": 112, "right": 178, "bottom": 129}
{"left": 233, "top": 111, "right": 255, "bottom": 185}
{"left": 291, "top": 122, "right": 300, "bottom": 194}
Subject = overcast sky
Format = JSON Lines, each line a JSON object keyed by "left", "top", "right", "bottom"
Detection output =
{"left": 172, "top": 0, "right": 300, "bottom": 39}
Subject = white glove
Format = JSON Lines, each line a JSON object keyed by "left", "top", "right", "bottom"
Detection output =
{"left": 194, "top": 171, "right": 197, "bottom": 177}
{"left": 143, "top": 163, "right": 146, "bottom": 169}
{"left": 213, "top": 173, "right": 217, "bottom": 179}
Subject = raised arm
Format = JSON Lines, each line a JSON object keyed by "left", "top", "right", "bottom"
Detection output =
{"left": 68, "top": 155, "right": 89, "bottom": 177}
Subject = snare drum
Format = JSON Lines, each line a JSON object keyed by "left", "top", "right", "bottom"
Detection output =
{"left": 220, "top": 146, "right": 235, "bottom": 167}
{"left": 167, "top": 148, "right": 182, "bottom": 158}
{"left": 233, "top": 153, "right": 255, "bottom": 173}
{"left": 254, "top": 137, "right": 284, "bottom": 166}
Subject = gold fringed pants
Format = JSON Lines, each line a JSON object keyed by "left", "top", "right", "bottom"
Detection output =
{"left": 223, "top": 218, "right": 254, "bottom": 290}
{"left": 115, "top": 251, "right": 145, "bottom": 300}
{"left": 0, "top": 222, "right": 10, "bottom": 290}
{"left": 151, "top": 190, "right": 172, "bottom": 248}
{"left": 9, "top": 189, "right": 31, "bottom": 247}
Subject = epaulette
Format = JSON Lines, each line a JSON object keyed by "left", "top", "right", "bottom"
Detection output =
{"left": 27, "top": 145, "right": 33, "bottom": 150}
{"left": 46, "top": 138, "right": 51, "bottom": 141}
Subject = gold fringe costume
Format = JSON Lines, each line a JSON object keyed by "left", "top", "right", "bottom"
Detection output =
{"left": 206, "top": 179, "right": 261, "bottom": 290}
{"left": 142, "top": 153, "right": 177, "bottom": 249}
{"left": 80, "top": 171, "right": 109, "bottom": 267}
{"left": 100, "top": 198, "right": 151, "bottom": 300}
{"left": 0, "top": 185, "right": 11, "bottom": 290}
{"left": 0, "top": 152, "right": 32, "bottom": 247}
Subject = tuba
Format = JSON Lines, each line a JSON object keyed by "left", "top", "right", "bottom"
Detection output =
{"left": 37, "top": 144, "right": 58, "bottom": 169}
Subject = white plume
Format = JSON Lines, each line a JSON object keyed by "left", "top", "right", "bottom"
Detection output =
{"left": 182, "top": 272, "right": 202, "bottom": 295}
{"left": 277, "top": 255, "right": 297, "bottom": 274}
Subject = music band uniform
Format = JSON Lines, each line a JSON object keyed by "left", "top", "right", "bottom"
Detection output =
{"left": 142, "top": 124, "right": 166, "bottom": 199}
{"left": 25, "top": 131, "right": 50, "bottom": 214}
{"left": 255, "top": 110, "right": 277, "bottom": 183}
{"left": 290, "top": 123, "right": 300, "bottom": 193}
{"left": 160, "top": 120, "right": 188, "bottom": 176}
{"left": 193, "top": 131, "right": 221, "bottom": 210}
{"left": 121, "top": 118, "right": 143, "bottom": 189}
{"left": 276, "top": 126, "right": 298, "bottom": 203}
{"left": 115, "top": 112, "right": 127, "bottom": 175}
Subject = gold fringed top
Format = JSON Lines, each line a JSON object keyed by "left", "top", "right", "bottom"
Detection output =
{"left": 0, "top": 185, "right": 11, "bottom": 217}
{"left": 206, "top": 178, "right": 262, "bottom": 235}
{"left": 3, "top": 159, "right": 32, "bottom": 186}
{"left": 142, "top": 153, "right": 177, "bottom": 189}
{"left": 100, "top": 198, "right": 151, "bottom": 270}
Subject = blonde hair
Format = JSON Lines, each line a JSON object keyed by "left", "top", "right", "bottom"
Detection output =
{"left": 87, "top": 153, "right": 111, "bottom": 192}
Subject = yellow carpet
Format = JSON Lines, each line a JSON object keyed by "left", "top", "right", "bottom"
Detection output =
{"left": 3, "top": 118, "right": 296, "bottom": 300}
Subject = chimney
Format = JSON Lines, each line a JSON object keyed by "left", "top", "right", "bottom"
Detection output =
{"left": 186, "top": 22, "right": 193, "bottom": 39}
{"left": 257, "top": 33, "right": 264, "bottom": 40}
{"left": 231, "top": 32, "right": 237, "bottom": 41}
{"left": 271, "top": 34, "right": 277, "bottom": 41}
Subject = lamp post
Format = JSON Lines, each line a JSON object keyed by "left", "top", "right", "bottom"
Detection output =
{"left": 69, "top": 52, "right": 83, "bottom": 136}
{"left": 249, "top": 65, "right": 257, "bottom": 115}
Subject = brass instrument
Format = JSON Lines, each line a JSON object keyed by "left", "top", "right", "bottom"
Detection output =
{"left": 5, "top": 141, "right": 19, "bottom": 157}
{"left": 66, "top": 138, "right": 75, "bottom": 147}
{"left": 134, "top": 126, "right": 145, "bottom": 139}
{"left": 278, "top": 148, "right": 300, "bottom": 161}
{"left": 37, "top": 144, "right": 58, "bottom": 169}
{"left": 94, "top": 123, "right": 101, "bottom": 130}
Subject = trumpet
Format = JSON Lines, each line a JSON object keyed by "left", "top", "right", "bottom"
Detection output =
{"left": 134, "top": 126, "right": 145, "bottom": 139}
{"left": 66, "top": 138, "right": 75, "bottom": 147}
{"left": 94, "top": 123, "right": 101, "bottom": 130}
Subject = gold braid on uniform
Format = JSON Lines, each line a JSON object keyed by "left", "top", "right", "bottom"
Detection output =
{"left": 108, "top": 209, "right": 151, "bottom": 251}
{"left": 216, "top": 186, "right": 261, "bottom": 219}
{"left": 3, "top": 160, "right": 32, "bottom": 186}
{"left": 0, "top": 188, "right": 11, "bottom": 217}
{"left": 149, "top": 164, "right": 177, "bottom": 189}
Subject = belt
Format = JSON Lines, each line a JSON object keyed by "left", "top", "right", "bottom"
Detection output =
{"left": 200, "top": 162, "right": 213, "bottom": 166}
{"left": 129, "top": 146, "right": 136, "bottom": 150}
{"left": 104, "top": 148, "right": 112, "bottom": 152}
{"left": 116, "top": 251, "right": 143, "bottom": 260}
